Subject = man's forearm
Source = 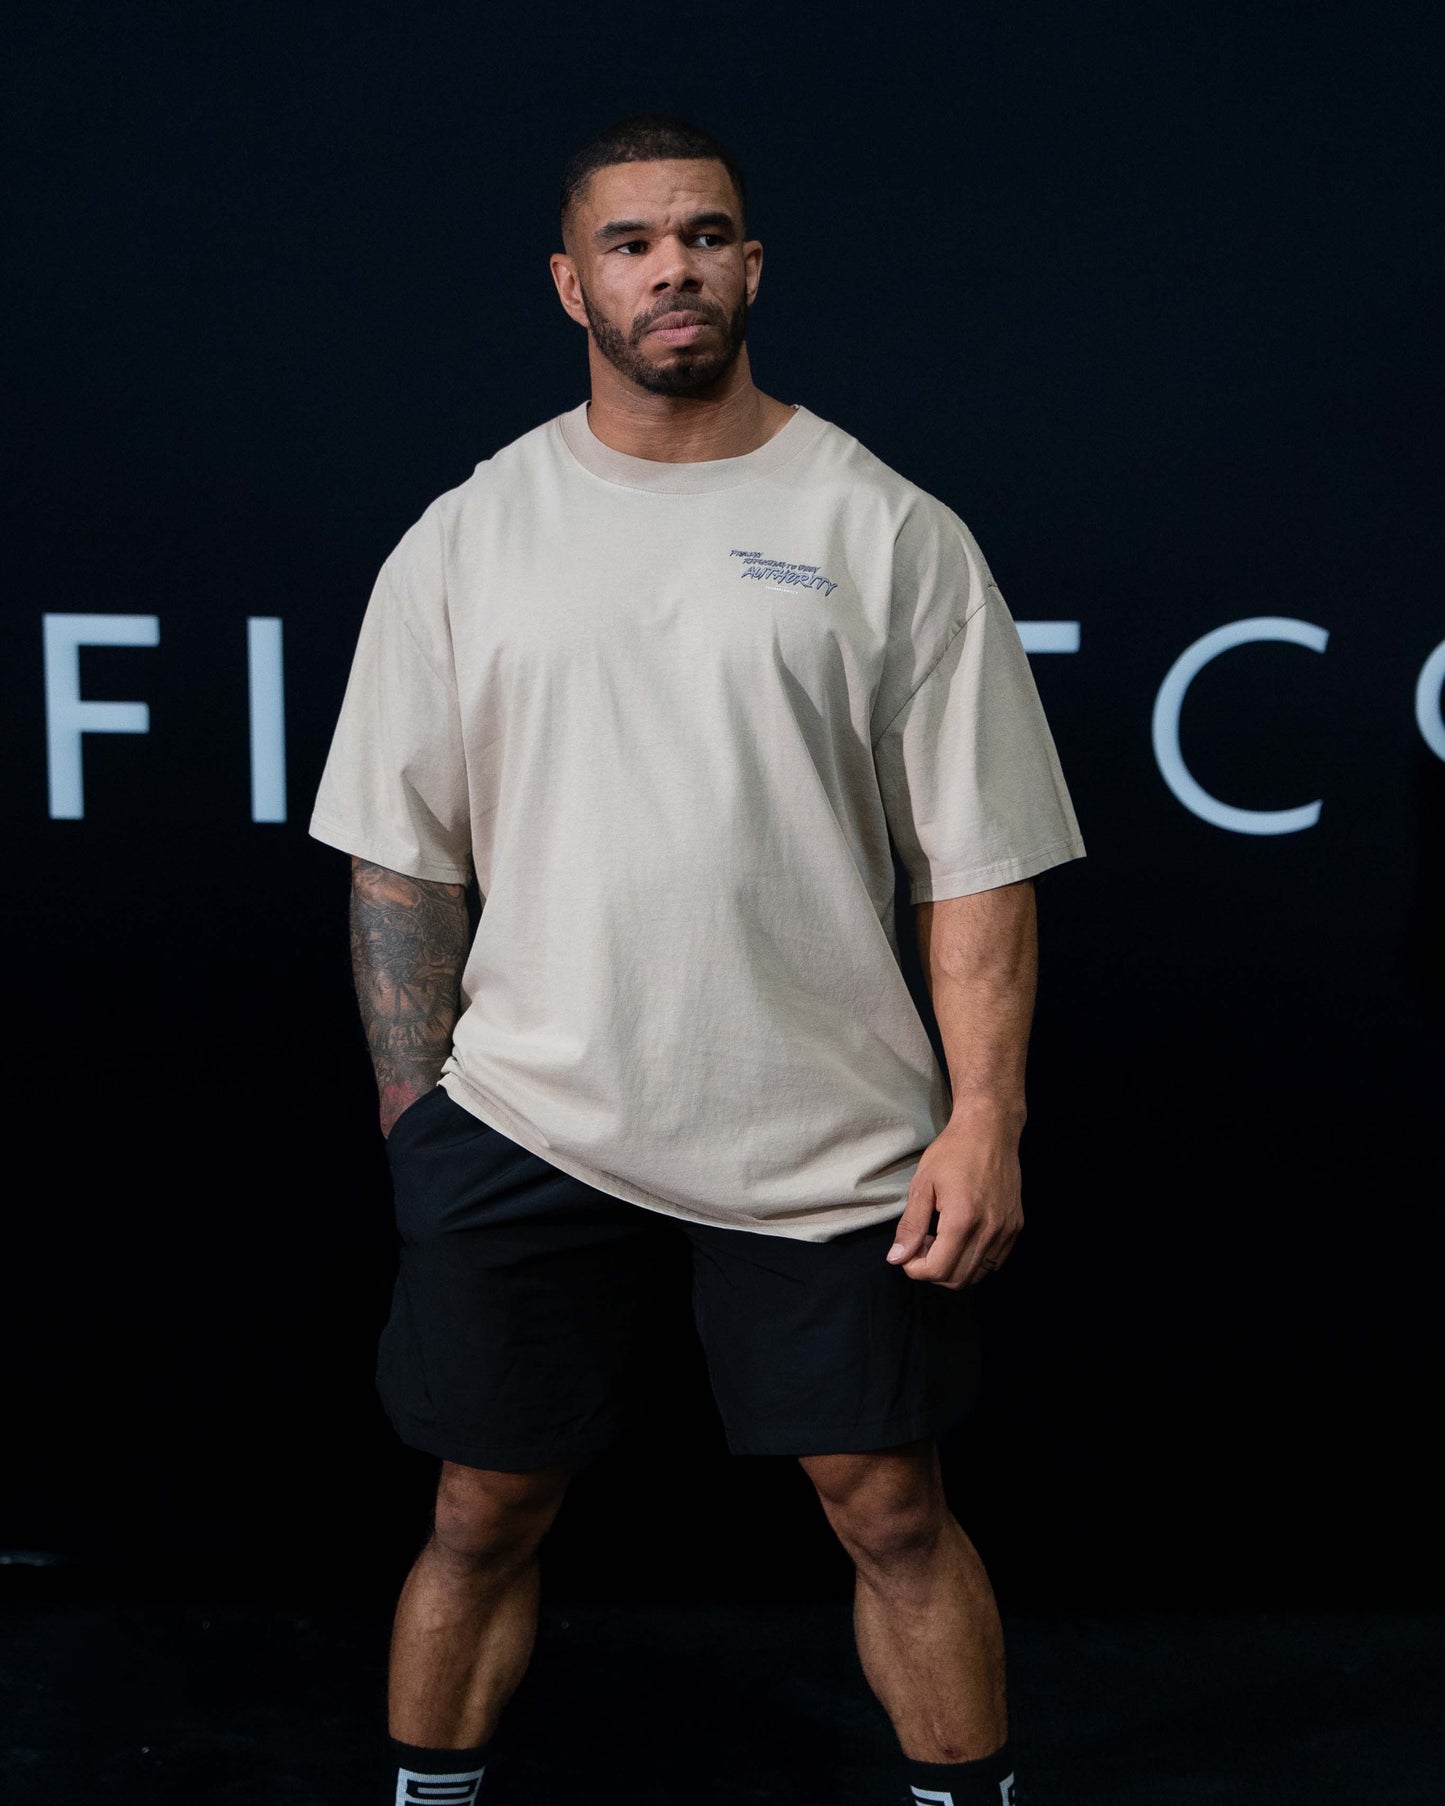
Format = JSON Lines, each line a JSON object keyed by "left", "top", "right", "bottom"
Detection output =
{"left": 884, "top": 878, "right": 1039, "bottom": 1286}
{"left": 914, "top": 878, "right": 1038, "bottom": 1129}
{"left": 348, "top": 856, "right": 470, "bottom": 1135}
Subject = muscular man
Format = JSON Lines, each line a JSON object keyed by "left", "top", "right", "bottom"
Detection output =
{"left": 311, "top": 112, "right": 1085, "bottom": 1806}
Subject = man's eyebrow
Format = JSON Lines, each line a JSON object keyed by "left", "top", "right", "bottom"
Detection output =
{"left": 592, "top": 209, "right": 738, "bottom": 246}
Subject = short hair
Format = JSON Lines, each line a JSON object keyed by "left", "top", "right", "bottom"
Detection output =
{"left": 559, "top": 113, "right": 748, "bottom": 247}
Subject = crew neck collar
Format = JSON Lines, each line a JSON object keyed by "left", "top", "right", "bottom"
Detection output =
{"left": 555, "top": 399, "right": 823, "bottom": 493}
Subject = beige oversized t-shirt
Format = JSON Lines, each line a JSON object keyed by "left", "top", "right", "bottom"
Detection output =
{"left": 310, "top": 399, "right": 1086, "bottom": 1242}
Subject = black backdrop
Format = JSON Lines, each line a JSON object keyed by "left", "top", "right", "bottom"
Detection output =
{"left": 7, "top": 3, "right": 1440, "bottom": 1610}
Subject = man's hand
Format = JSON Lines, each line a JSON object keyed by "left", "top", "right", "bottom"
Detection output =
{"left": 891, "top": 880, "right": 1036, "bottom": 1286}
{"left": 379, "top": 1088, "right": 428, "bottom": 1141}
{"left": 885, "top": 1098, "right": 1025, "bottom": 1287}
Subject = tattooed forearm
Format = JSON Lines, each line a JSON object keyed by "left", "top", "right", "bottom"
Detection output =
{"left": 348, "top": 857, "right": 470, "bottom": 1136}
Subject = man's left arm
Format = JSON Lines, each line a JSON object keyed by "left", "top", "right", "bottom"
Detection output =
{"left": 885, "top": 877, "right": 1038, "bottom": 1286}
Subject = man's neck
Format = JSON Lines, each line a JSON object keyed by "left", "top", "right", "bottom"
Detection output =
{"left": 583, "top": 381, "right": 796, "bottom": 465}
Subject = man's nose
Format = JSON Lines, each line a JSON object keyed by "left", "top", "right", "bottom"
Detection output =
{"left": 651, "top": 237, "right": 706, "bottom": 290}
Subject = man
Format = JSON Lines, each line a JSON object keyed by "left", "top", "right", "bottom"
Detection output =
{"left": 311, "top": 112, "right": 1084, "bottom": 1806}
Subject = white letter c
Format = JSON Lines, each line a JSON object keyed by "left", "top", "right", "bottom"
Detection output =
{"left": 1151, "top": 616, "right": 1328, "bottom": 835}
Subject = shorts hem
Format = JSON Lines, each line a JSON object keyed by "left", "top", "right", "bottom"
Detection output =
{"left": 380, "top": 1403, "right": 621, "bottom": 1472}
{"left": 722, "top": 1408, "right": 973, "bottom": 1458}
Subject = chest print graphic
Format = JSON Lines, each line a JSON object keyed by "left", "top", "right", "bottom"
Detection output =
{"left": 729, "top": 547, "right": 838, "bottom": 597}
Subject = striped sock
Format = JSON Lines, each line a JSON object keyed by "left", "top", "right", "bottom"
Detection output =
{"left": 905, "top": 1739, "right": 1017, "bottom": 1804}
{"left": 388, "top": 1736, "right": 490, "bottom": 1805}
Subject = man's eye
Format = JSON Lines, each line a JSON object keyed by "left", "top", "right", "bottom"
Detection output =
{"left": 615, "top": 234, "right": 725, "bottom": 254}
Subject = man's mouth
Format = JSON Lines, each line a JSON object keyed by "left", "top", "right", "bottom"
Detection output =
{"left": 649, "top": 313, "right": 711, "bottom": 345}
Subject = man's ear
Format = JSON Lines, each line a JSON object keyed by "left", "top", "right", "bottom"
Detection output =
{"left": 548, "top": 253, "right": 588, "bottom": 328}
{"left": 744, "top": 237, "right": 764, "bottom": 306}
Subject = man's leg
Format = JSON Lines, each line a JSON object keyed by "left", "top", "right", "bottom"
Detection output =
{"left": 389, "top": 1454, "right": 581, "bottom": 1749}
{"left": 799, "top": 1436, "right": 1007, "bottom": 1763}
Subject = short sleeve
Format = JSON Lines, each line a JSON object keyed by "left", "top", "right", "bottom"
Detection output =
{"left": 308, "top": 543, "right": 473, "bottom": 884}
{"left": 872, "top": 579, "right": 1086, "bottom": 904}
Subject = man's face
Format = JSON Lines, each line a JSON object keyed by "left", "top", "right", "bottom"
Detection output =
{"left": 556, "top": 158, "right": 760, "bottom": 397}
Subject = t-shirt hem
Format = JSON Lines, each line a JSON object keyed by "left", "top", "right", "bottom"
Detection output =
{"left": 307, "top": 813, "right": 473, "bottom": 883}
{"left": 438, "top": 1071, "right": 911, "bottom": 1244}
{"left": 908, "top": 835, "right": 1087, "bottom": 903}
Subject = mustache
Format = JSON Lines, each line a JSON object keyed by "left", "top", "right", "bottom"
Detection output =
{"left": 640, "top": 301, "right": 730, "bottom": 334}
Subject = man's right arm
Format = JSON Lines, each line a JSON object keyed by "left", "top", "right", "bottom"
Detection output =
{"left": 348, "top": 855, "right": 470, "bottom": 1137}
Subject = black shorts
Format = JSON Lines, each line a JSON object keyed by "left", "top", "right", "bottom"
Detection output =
{"left": 376, "top": 1083, "right": 981, "bottom": 1471}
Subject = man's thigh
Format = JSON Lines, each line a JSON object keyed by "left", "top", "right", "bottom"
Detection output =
{"left": 377, "top": 1085, "right": 683, "bottom": 1472}
{"left": 682, "top": 1213, "right": 982, "bottom": 1458}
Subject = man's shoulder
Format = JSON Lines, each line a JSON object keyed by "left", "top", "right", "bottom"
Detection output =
{"left": 387, "top": 403, "right": 976, "bottom": 568}
{"left": 379, "top": 408, "right": 570, "bottom": 582}
{"left": 432, "top": 407, "right": 566, "bottom": 517}
{"left": 804, "top": 410, "right": 972, "bottom": 538}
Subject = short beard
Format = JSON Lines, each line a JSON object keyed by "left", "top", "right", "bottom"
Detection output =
{"left": 579, "top": 282, "right": 750, "bottom": 396}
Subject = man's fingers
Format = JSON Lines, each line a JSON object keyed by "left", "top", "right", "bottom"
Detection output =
{"left": 973, "top": 1217, "right": 1024, "bottom": 1281}
{"left": 885, "top": 1187, "right": 937, "bottom": 1264}
{"left": 901, "top": 1215, "right": 979, "bottom": 1283}
{"left": 912, "top": 1223, "right": 1019, "bottom": 1287}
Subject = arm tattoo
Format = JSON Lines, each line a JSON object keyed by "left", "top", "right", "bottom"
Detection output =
{"left": 348, "top": 857, "right": 470, "bottom": 1136}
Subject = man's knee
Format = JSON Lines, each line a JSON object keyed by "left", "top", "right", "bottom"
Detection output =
{"left": 799, "top": 1439, "right": 946, "bottom": 1565}
{"left": 430, "top": 1455, "right": 580, "bottom": 1567}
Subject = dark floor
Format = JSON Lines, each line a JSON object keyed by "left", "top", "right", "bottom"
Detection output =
{"left": 2, "top": 1596, "right": 1441, "bottom": 1804}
